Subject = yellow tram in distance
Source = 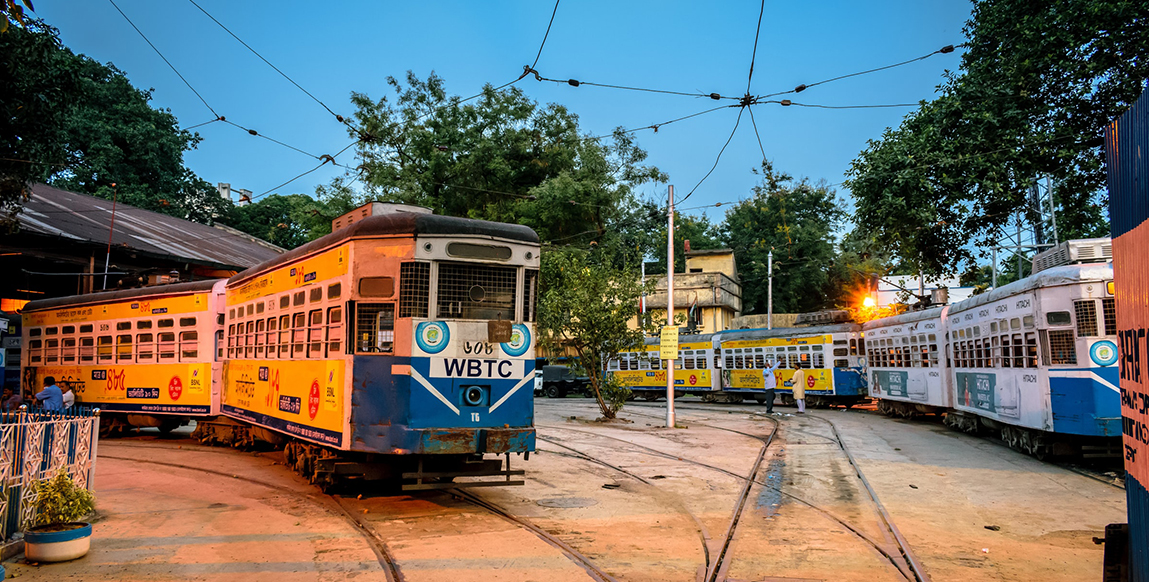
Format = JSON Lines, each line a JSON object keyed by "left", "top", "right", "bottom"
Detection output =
{"left": 21, "top": 280, "right": 225, "bottom": 433}
{"left": 609, "top": 336, "right": 715, "bottom": 401}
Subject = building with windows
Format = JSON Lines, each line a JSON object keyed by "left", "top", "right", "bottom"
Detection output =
{"left": 638, "top": 248, "right": 742, "bottom": 335}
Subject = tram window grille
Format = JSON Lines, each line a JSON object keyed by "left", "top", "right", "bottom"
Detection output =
{"left": 849, "top": 339, "right": 857, "bottom": 355}
{"left": 137, "top": 334, "right": 154, "bottom": 361}
{"left": 1102, "top": 298, "right": 1116, "bottom": 335}
{"left": 813, "top": 353, "right": 824, "bottom": 368}
{"left": 1046, "top": 329, "right": 1076, "bottom": 365}
{"left": 292, "top": 313, "right": 306, "bottom": 357}
{"left": 310, "top": 288, "right": 323, "bottom": 303}
{"left": 725, "top": 353, "right": 734, "bottom": 368}
{"left": 245, "top": 321, "right": 255, "bottom": 359}
{"left": 735, "top": 355, "right": 744, "bottom": 369}
{"left": 255, "top": 320, "right": 266, "bottom": 358}
{"left": 523, "top": 269, "right": 538, "bottom": 322}
{"left": 399, "top": 262, "right": 430, "bottom": 318}
{"left": 216, "top": 330, "right": 224, "bottom": 359}
{"left": 79, "top": 338, "right": 93, "bottom": 363}
{"left": 327, "top": 307, "right": 342, "bottom": 356}
{"left": 137, "top": 320, "right": 152, "bottom": 330}
{"left": 308, "top": 309, "right": 324, "bottom": 357}
{"left": 835, "top": 358, "right": 849, "bottom": 367}
{"left": 1074, "top": 300, "right": 1098, "bottom": 337}
{"left": 910, "top": 347, "right": 920, "bottom": 367}
{"left": 180, "top": 331, "right": 198, "bottom": 360}
{"left": 697, "top": 355, "right": 707, "bottom": 369}
{"left": 991, "top": 337, "right": 999, "bottom": 367}
{"left": 226, "top": 324, "right": 235, "bottom": 357}
{"left": 278, "top": 315, "right": 290, "bottom": 357}
{"left": 256, "top": 302, "right": 264, "bottom": 314}
{"left": 755, "top": 354, "right": 765, "bottom": 368}
{"left": 61, "top": 338, "right": 76, "bottom": 363}
{"left": 265, "top": 318, "right": 278, "bottom": 358}
{"left": 29, "top": 328, "right": 41, "bottom": 337}
{"left": 180, "top": 317, "right": 196, "bottom": 327}
{"left": 974, "top": 340, "right": 983, "bottom": 368}
{"left": 292, "top": 291, "right": 304, "bottom": 307}
{"left": 651, "top": 357, "right": 661, "bottom": 370}
{"left": 158, "top": 319, "right": 174, "bottom": 328}
{"left": 116, "top": 322, "right": 130, "bottom": 331}
{"left": 356, "top": 303, "right": 395, "bottom": 353}
{"left": 1025, "top": 333, "right": 1038, "bottom": 368}
{"left": 1000, "top": 336, "right": 1011, "bottom": 368}
{"left": 158, "top": 333, "right": 176, "bottom": 360}
{"left": 920, "top": 346, "right": 930, "bottom": 368}
{"left": 229, "top": 308, "right": 235, "bottom": 320}
{"left": 833, "top": 347, "right": 848, "bottom": 356}
{"left": 435, "top": 262, "right": 517, "bottom": 320}
{"left": 97, "top": 336, "right": 112, "bottom": 362}
{"left": 42, "top": 339, "right": 58, "bottom": 363}
{"left": 684, "top": 355, "right": 694, "bottom": 370}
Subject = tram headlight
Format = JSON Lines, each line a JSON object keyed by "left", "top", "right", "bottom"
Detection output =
{"left": 463, "top": 385, "right": 488, "bottom": 407}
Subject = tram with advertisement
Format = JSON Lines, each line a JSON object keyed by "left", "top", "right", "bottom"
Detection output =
{"left": 862, "top": 306, "right": 953, "bottom": 417}
{"left": 21, "top": 204, "right": 540, "bottom": 490}
{"left": 20, "top": 280, "right": 224, "bottom": 434}
{"left": 610, "top": 324, "right": 868, "bottom": 406}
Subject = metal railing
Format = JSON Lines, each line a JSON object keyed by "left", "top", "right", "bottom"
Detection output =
{"left": 0, "top": 406, "right": 100, "bottom": 539}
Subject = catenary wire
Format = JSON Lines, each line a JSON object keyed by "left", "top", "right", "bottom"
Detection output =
{"left": 531, "top": 0, "right": 561, "bottom": 69}
{"left": 534, "top": 74, "right": 740, "bottom": 101}
{"left": 677, "top": 106, "right": 745, "bottom": 206}
{"left": 588, "top": 104, "right": 737, "bottom": 141}
{"left": 186, "top": 0, "right": 347, "bottom": 124}
{"left": 759, "top": 44, "right": 958, "bottom": 99}
{"left": 745, "top": 0, "right": 766, "bottom": 93}
{"left": 747, "top": 106, "right": 767, "bottom": 164}
{"left": 182, "top": 118, "right": 221, "bottom": 131}
{"left": 106, "top": 0, "right": 219, "bottom": 119}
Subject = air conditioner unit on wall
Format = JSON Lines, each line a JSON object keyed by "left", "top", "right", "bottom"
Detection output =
{"left": 1031, "top": 238, "right": 1112, "bottom": 273}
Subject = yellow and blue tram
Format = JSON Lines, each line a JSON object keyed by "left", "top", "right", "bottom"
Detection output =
{"left": 21, "top": 208, "right": 539, "bottom": 490}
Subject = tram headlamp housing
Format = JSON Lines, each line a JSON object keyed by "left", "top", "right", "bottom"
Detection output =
{"left": 462, "top": 385, "right": 489, "bottom": 407}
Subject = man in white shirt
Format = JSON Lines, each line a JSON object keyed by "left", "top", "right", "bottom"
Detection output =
{"left": 61, "top": 384, "right": 75, "bottom": 409}
{"left": 761, "top": 358, "right": 783, "bottom": 413}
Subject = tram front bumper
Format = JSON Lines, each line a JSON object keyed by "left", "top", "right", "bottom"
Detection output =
{"left": 404, "top": 426, "right": 536, "bottom": 455}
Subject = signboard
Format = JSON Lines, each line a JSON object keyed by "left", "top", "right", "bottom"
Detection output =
{"left": 660, "top": 326, "right": 679, "bottom": 360}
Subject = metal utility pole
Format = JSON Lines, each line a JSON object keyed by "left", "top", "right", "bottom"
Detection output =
{"left": 1047, "top": 175, "right": 1059, "bottom": 245}
{"left": 666, "top": 185, "right": 676, "bottom": 428}
{"left": 103, "top": 183, "right": 119, "bottom": 290}
{"left": 991, "top": 246, "right": 998, "bottom": 288}
{"left": 767, "top": 250, "right": 773, "bottom": 330}
{"left": 1016, "top": 217, "right": 1023, "bottom": 279}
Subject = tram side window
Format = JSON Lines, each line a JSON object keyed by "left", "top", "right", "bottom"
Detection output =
{"left": 245, "top": 321, "right": 255, "bottom": 358}
{"left": 1074, "top": 300, "right": 1098, "bottom": 337}
{"left": 79, "top": 338, "right": 94, "bottom": 363}
{"left": 45, "top": 339, "right": 59, "bottom": 363}
{"left": 989, "top": 336, "right": 999, "bottom": 367}
{"left": 919, "top": 344, "right": 930, "bottom": 368}
{"left": 307, "top": 310, "right": 324, "bottom": 357}
{"left": 310, "top": 288, "right": 323, "bottom": 303}
{"left": 734, "top": 349, "right": 744, "bottom": 369}
{"left": 27, "top": 339, "right": 41, "bottom": 363}
{"left": 607, "top": 358, "right": 619, "bottom": 371}
{"left": 180, "top": 331, "right": 198, "bottom": 360}
{"left": 292, "top": 313, "right": 306, "bottom": 356}
{"left": 294, "top": 291, "right": 305, "bottom": 307}
{"left": 328, "top": 283, "right": 342, "bottom": 300}
{"left": 97, "top": 336, "right": 113, "bottom": 362}
{"left": 834, "top": 346, "right": 849, "bottom": 357}
{"left": 858, "top": 338, "right": 865, "bottom": 355}
{"left": 158, "top": 319, "right": 174, "bottom": 328}
{"left": 265, "top": 318, "right": 278, "bottom": 359}
{"left": 1046, "top": 329, "right": 1076, "bottom": 365}
{"left": 1025, "top": 332, "right": 1038, "bottom": 367}
{"left": 62, "top": 337, "right": 76, "bottom": 363}
{"left": 1103, "top": 298, "right": 1116, "bottom": 335}
{"left": 158, "top": 333, "right": 176, "bottom": 360}
{"left": 812, "top": 352, "right": 824, "bottom": 368}
{"left": 523, "top": 269, "right": 539, "bottom": 322}
{"left": 280, "top": 296, "right": 290, "bottom": 309}
{"left": 754, "top": 350, "right": 765, "bottom": 368}
{"left": 1000, "top": 335, "right": 1011, "bottom": 368}
{"left": 849, "top": 339, "right": 857, "bottom": 355}
{"left": 724, "top": 351, "right": 734, "bottom": 369}
{"left": 254, "top": 320, "right": 266, "bottom": 358}
{"left": 355, "top": 304, "right": 395, "bottom": 353}
{"left": 327, "top": 307, "right": 342, "bottom": 356}
{"left": 216, "top": 330, "right": 224, "bottom": 359}
{"left": 137, "top": 333, "right": 154, "bottom": 361}
{"left": 696, "top": 352, "right": 707, "bottom": 369}
{"left": 278, "top": 315, "right": 290, "bottom": 357}
{"left": 683, "top": 350, "right": 694, "bottom": 370}
{"left": 399, "top": 262, "right": 431, "bottom": 318}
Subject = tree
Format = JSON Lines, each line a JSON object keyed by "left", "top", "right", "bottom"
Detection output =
{"left": 0, "top": 20, "right": 225, "bottom": 224}
{"left": 847, "top": 0, "right": 1146, "bottom": 276}
{"left": 645, "top": 213, "right": 724, "bottom": 275}
{"left": 537, "top": 244, "right": 655, "bottom": 420}
{"left": 720, "top": 163, "right": 845, "bottom": 314}
{"left": 343, "top": 72, "right": 664, "bottom": 243}
{"left": 224, "top": 178, "right": 360, "bottom": 249}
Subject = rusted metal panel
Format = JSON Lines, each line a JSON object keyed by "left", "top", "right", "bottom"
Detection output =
{"left": 1105, "top": 85, "right": 1149, "bottom": 582}
{"left": 22, "top": 184, "right": 284, "bottom": 270}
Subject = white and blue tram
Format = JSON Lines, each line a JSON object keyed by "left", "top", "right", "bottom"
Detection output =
{"left": 863, "top": 306, "right": 953, "bottom": 417}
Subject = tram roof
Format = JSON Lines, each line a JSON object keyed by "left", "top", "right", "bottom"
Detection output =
{"left": 948, "top": 262, "right": 1112, "bottom": 314}
{"left": 862, "top": 306, "right": 946, "bottom": 331}
{"left": 229, "top": 212, "right": 540, "bottom": 286}
{"left": 23, "top": 279, "right": 220, "bottom": 312}
{"left": 717, "top": 322, "right": 861, "bottom": 341}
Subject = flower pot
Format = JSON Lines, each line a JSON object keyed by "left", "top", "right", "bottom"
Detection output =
{"left": 24, "top": 522, "right": 91, "bottom": 562}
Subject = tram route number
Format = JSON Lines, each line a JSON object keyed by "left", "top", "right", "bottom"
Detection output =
{"left": 471, "top": 412, "right": 480, "bottom": 422}
{"left": 463, "top": 342, "right": 495, "bottom": 356}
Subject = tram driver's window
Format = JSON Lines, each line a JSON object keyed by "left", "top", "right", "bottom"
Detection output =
{"left": 356, "top": 304, "right": 395, "bottom": 353}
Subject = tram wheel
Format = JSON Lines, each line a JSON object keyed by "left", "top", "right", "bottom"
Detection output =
{"left": 642, "top": 392, "right": 659, "bottom": 402}
{"left": 753, "top": 394, "right": 768, "bottom": 404}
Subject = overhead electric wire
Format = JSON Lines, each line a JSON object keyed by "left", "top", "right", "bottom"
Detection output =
{"left": 186, "top": 0, "right": 347, "bottom": 124}
{"left": 745, "top": 0, "right": 766, "bottom": 93}
{"left": 781, "top": 101, "right": 920, "bottom": 109}
{"left": 588, "top": 104, "right": 737, "bottom": 141}
{"left": 747, "top": 106, "right": 767, "bottom": 164}
{"left": 759, "top": 44, "right": 958, "bottom": 99}
{"left": 252, "top": 140, "right": 358, "bottom": 202}
{"left": 530, "top": 0, "right": 561, "bottom": 69}
{"left": 182, "top": 118, "right": 221, "bottom": 131}
{"left": 678, "top": 106, "right": 745, "bottom": 206}
{"left": 534, "top": 74, "right": 739, "bottom": 101}
{"left": 107, "top": 0, "right": 219, "bottom": 119}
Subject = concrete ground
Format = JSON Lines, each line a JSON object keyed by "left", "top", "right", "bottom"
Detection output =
{"left": 4, "top": 399, "right": 1127, "bottom": 582}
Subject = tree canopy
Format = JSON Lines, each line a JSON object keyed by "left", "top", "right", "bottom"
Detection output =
{"left": 0, "top": 20, "right": 225, "bottom": 224}
{"left": 846, "top": 0, "right": 1146, "bottom": 276}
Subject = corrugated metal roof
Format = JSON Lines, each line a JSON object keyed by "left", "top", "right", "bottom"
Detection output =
{"left": 21, "top": 184, "right": 284, "bottom": 269}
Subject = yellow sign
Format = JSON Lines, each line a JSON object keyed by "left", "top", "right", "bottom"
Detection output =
{"left": 660, "top": 326, "right": 679, "bottom": 360}
{"left": 24, "top": 292, "right": 210, "bottom": 327}
{"left": 1107, "top": 281, "right": 1115, "bottom": 295}
{"left": 25, "top": 363, "right": 214, "bottom": 414}
{"left": 227, "top": 246, "right": 349, "bottom": 304}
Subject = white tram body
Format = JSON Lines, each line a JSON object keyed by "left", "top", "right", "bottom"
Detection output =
{"left": 943, "top": 263, "right": 1119, "bottom": 442}
{"left": 862, "top": 306, "right": 953, "bottom": 416}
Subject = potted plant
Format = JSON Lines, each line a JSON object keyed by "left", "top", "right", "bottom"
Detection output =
{"left": 23, "top": 470, "right": 95, "bottom": 562}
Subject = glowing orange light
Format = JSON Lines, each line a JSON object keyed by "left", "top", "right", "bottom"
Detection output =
{"left": 862, "top": 297, "right": 876, "bottom": 308}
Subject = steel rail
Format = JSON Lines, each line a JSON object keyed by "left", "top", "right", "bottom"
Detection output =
{"left": 449, "top": 488, "right": 620, "bottom": 582}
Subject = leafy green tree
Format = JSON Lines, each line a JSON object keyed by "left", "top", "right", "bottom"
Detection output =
{"left": 644, "top": 213, "right": 724, "bottom": 275}
{"left": 0, "top": 20, "right": 224, "bottom": 224}
{"left": 847, "top": 0, "right": 1146, "bottom": 276}
{"left": 720, "top": 163, "right": 845, "bottom": 314}
{"left": 1, "top": 0, "right": 34, "bottom": 33}
{"left": 344, "top": 72, "right": 664, "bottom": 243}
{"left": 225, "top": 178, "right": 361, "bottom": 249}
{"left": 538, "top": 244, "right": 655, "bottom": 420}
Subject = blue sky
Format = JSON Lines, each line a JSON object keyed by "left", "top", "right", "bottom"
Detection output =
{"left": 37, "top": 0, "right": 973, "bottom": 222}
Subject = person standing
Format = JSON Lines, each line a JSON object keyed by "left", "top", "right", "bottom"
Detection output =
{"left": 35, "top": 376, "right": 64, "bottom": 412}
{"left": 62, "top": 383, "right": 75, "bottom": 409}
{"left": 790, "top": 362, "right": 806, "bottom": 414}
{"left": 761, "top": 357, "right": 783, "bottom": 413}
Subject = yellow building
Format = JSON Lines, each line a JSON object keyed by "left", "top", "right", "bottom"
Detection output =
{"left": 637, "top": 249, "right": 742, "bottom": 335}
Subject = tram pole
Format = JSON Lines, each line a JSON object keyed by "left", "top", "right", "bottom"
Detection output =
{"left": 666, "top": 185, "right": 676, "bottom": 429}
{"left": 103, "top": 183, "right": 118, "bottom": 290}
{"left": 767, "top": 250, "right": 773, "bottom": 330}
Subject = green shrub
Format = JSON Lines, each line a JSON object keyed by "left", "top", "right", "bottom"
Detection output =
{"left": 33, "top": 470, "right": 95, "bottom": 526}
{"left": 598, "top": 373, "right": 631, "bottom": 416}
